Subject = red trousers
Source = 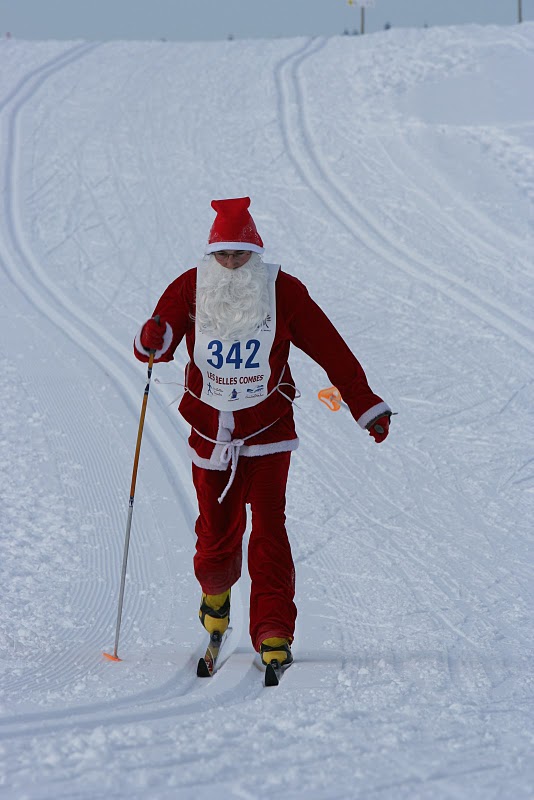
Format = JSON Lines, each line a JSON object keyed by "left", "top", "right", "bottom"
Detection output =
{"left": 192, "top": 451, "right": 297, "bottom": 652}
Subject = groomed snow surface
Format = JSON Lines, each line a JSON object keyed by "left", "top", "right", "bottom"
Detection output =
{"left": 1, "top": 23, "right": 533, "bottom": 800}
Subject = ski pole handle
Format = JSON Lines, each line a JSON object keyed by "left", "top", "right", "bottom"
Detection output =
{"left": 149, "top": 314, "right": 161, "bottom": 354}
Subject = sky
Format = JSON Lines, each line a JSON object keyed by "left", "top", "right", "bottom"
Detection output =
{"left": 1, "top": 0, "right": 533, "bottom": 41}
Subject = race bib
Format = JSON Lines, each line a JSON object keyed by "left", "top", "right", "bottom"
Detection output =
{"left": 194, "top": 263, "right": 279, "bottom": 410}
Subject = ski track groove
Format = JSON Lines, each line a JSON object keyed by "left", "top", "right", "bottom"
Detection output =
{"left": 0, "top": 43, "right": 94, "bottom": 114}
{"left": 295, "top": 337, "right": 523, "bottom": 703}
{"left": 300, "top": 418, "right": 462, "bottom": 691}
{"left": 0, "top": 42, "right": 257, "bottom": 727}
{"left": 371, "top": 131, "right": 533, "bottom": 284}
{"left": 275, "top": 37, "right": 534, "bottom": 355}
{"left": 0, "top": 43, "right": 194, "bottom": 506}
{"left": 375, "top": 131, "right": 533, "bottom": 274}
{"left": 0, "top": 655, "right": 263, "bottom": 742}
{"left": 274, "top": 34, "right": 533, "bottom": 711}
{"left": 0, "top": 366, "right": 154, "bottom": 698}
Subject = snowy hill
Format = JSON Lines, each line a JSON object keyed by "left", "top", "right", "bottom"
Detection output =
{"left": 1, "top": 23, "right": 533, "bottom": 799}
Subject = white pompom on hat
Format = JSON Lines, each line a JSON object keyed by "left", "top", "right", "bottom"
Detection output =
{"left": 205, "top": 197, "right": 264, "bottom": 254}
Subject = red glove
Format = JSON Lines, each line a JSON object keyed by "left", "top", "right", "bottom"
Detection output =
{"left": 367, "top": 414, "right": 390, "bottom": 443}
{"left": 140, "top": 317, "right": 165, "bottom": 352}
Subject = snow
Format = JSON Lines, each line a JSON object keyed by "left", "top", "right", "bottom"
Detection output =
{"left": 0, "top": 22, "right": 533, "bottom": 799}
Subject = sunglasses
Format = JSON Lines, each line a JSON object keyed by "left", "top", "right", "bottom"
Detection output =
{"left": 213, "top": 250, "right": 250, "bottom": 260}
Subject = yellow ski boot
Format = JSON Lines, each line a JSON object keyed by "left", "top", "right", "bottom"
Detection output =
{"left": 199, "top": 589, "right": 231, "bottom": 635}
{"left": 260, "top": 637, "right": 293, "bottom": 668}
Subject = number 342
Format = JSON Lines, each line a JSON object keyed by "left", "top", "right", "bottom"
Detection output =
{"left": 207, "top": 339, "right": 260, "bottom": 370}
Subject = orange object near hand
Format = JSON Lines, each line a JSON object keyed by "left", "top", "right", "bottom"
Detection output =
{"left": 318, "top": 386, "right": 343, "bottom": 412}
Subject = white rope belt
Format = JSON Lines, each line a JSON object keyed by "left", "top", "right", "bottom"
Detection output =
{"left": 194, "top": 419, "right": 279, "bottom": 504}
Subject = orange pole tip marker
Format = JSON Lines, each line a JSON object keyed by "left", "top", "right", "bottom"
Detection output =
{"left": 318, "top": 386, "right": 343, "bottom": 412}
{"left": 103, "top": 651, "right": 122, "bottom": 662}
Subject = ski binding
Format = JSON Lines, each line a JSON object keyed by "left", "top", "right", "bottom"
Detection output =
{"left": 197, "top": 630, "right": 227, "bottom": 677}
{"left": 264, "top": 658, "right": 290, "bottom": 687}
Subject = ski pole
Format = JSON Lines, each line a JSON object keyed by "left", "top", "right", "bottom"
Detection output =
{"left": 103, "top": 316, "right": 160, "bottom": 662}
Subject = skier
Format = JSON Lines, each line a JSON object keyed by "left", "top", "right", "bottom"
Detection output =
{"left": 134, "top": 197, "right": 392, "bottom": 672}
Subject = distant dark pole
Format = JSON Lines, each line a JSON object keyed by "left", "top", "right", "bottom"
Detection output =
{"left": 361, "top": 6, "right": 365, "bottom": 35}
{"left": 518, "top": 0, "right": 523, "bottom": 23}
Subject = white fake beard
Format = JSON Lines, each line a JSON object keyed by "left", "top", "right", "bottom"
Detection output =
{"left": 195, "top": 253, "right": 270, "bottom": 340}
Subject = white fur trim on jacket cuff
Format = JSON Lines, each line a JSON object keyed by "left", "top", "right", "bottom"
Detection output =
{"left": 134, "top": 321, "right": 173, "bottom": 359}
{"left": 357, "top": 402, "right": 391, "bottom": 430}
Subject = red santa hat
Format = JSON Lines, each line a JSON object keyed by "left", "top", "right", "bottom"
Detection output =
{"left": 206, "top": 197, "right": 264, "bottom": 254}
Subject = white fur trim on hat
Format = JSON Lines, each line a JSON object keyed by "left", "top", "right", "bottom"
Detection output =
{"left": 205, "top": 241, "right": 264, "bottom": 255}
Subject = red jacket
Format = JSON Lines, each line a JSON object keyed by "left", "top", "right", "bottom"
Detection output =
{"left": 134, "top": 268, "right": 390, "bottom": 466}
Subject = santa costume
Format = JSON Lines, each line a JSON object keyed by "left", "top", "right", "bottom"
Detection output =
{"left": 134, "top": 197, "right": 391, "bottom": 659}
